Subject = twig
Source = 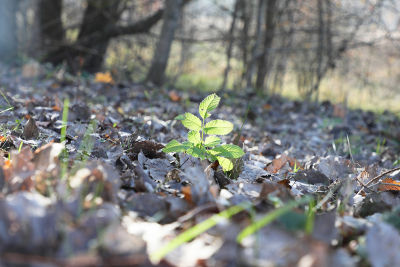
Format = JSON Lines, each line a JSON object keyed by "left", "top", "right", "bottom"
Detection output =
{"left": 354, "top": 176, "right": 375, "bottom": 193}
{"left": 180, "top": 157, "right": 190, "bottom": 168}
{"left": 356, "top": 166, "right": 400, "bottom": 196}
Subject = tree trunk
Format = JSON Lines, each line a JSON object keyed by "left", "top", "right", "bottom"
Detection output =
{"left": 255, "top": 0, "right": 277, "bottom": 92}
{"left": 146, "top": 0, "right": 182, "bottom": 86}
{"left": 0, "top": 0, "right": 20, "bottom": 62}
{"left": 246, "top": 0, "right": 265, "bottom": 89}
{"left": 38, "top": 0, "right": 64, "bottom": 62}
{"left": 220, "top": 0, "right": 240, "bottom": 91}
{"left": 313, "top": 0, "right": 324, "bottom": 102}
{"left": 73, "top": 0, "right": 122, "bottom": 73}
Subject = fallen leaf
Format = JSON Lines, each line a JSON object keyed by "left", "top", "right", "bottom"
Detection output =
{"left": 169, "top": 90, "right": 181, "bottom": 102}
{"left": 211, "top": 160, "right": 220, "bottom": 171}
{"left": 95, "top": 72, "right": 114, "bottom": 84}
{"left": 23, "top": 118, "right": 39, "bottom": 140}
{"left": 182, "top": 186, "right": 194, "bottom": 205}
{"left": 265, "top": 154, "right": 289, "bottom": 173}
{"left": 52, "top": 94, "right": 63, "bottom": 111}
{"left": 277, "top": 179, "right": 292, "bottom": 190}
{"left": 378, "top": 178, "right": 400, "bottom": 191}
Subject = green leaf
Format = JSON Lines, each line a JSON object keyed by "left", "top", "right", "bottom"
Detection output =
{"left": 217, "top": 156, "right": 233, "bottom": 171}
{"left": 187, "top": 130, "right": 201, "bottom": 145}
{"left": 163, "top": 140, "right": 192, "bottom": 153}
{"left": 199, "top": 94, "right": 221, "bottom": 119}
{"left": 174, "top": 115, "right": 185, "bottom": 120}
{"left": 187, "top": 146, "right": 205, "bottom": 160}
{"left": 208, "top": 144, "right": 245, "bottom": 158}
{"left": 181, "top": 113, "right": 202, "bottom": 131}
{"left": 204, "top": 120, "right": 233, "bottom": 135}
{"left": 204, "top": 136, "right": 221, "bottom": 147}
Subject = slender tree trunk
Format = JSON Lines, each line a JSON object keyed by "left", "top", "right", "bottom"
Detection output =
{"left": 146, "top": 0, "right": 182, "bottom": 86}
{"left": 0, "top": 0, "right": 21, "bottom": 62}
{"left": 38, "top": 0, "right": 64, "bottom": 59}
{"left": 240, "top": 0, "right": 251, "bottom": 77}
{"left": 220, "top": 0, "right": 240, "bottom": 91}
{"left": 246, "top": 0, "right": 265, "bottom": 89}
{"left": 313, "top": 0, "right": 325, "bottom": 102}
{"left": 255, "top": 0, "right": 277, "bottom": 92}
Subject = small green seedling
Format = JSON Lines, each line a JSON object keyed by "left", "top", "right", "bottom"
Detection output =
{"left": 293, "top": 162, "right": 300, "bottom": 173}
{"left": 163, "top": 94, "right": 245, "bottom": 171}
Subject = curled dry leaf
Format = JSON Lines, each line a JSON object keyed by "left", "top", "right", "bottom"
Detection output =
{"left": 378, "top": 178, "right": 400, "bottom": 191}
{"left": 23, "top": 117, "right": 39, "bottom": 140}
{"left": 265, "top": 154, "right": 300, "bottom": 174}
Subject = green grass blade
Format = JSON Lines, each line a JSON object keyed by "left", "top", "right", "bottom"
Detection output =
{"left": 236, "top": 196, "right": 312, "bottom": 243}
{"left": 60, "top": 99, "right": 69, "bottom": 143}
{"left": 0, "top": 107, "right": 13, "bottom": 114}
{"left": 150, "top": 201, "right": 251, "bottom": 263}
{"left": 60, "top": 99, "right": 69, "bottom": 180}
{"left": 304, "top": 200, "right": 316, "bottom": 235}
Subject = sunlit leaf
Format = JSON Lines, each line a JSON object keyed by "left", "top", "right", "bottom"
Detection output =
{"left": 182, "top": 113, "right": 202, "bottom": 131}
{"left": 208, "top": 144, "right": 245, "bottom": 158}
{"left": 199, "top": 94, "right": 221, "bottom": 118}
{"left": 163, "top": 140, "right": 192, "bottom": 153}
{"left": 204, "top": 120, "right": 233, "bottom": 135}
{"left": 204, "top": 136, "right": 221, "bottom": 147}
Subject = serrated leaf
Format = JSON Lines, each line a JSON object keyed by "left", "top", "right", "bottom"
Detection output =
{"left": 181, "top": 113, "right": 202, "bottom": 131}
{"left": 208, "top": 144, "right": 245, "bottom": 158}
{"left": 188, "top": 131, "right": 201, "bottom": 145}
{"left": 203, "top": 120, "right": 233, "bottom": 135}
{"left": 204, "top": 136, "right": 221, "bottom": 147}
{"left": 175, "top": 115, "right": 185, "bottom": 120}
{"left": 187, "top": 146, "right": 205, "bottom": 160}
{"left": 199, "top": 94, "right": 221, "bottom": 118}
{"left": 217, "top": 156, "right": 233, "bottom": 171}
{"left": 163, "top": 140, "right": 192, "bottom": 153}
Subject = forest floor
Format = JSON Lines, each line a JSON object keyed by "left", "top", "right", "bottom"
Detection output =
{"left": 1, "top": 63, "right": 400, "bottom": 266}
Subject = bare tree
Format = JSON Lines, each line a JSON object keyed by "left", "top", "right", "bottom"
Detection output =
{"left": 0, "top": 0, "right": 21, "bottom": 61}
{"left": 255, "top": 0, "right": 277, "bottom": 92}
{"left": 39, "top": 0, "right": 64, "bottom": 52}
{"left": 220, "top": 0, "right": 240, "bottom": 91}
{"left": 246, "top": 0, "right": 265, "bottom": 89}
{"left": 147, "top": 0, "right": 183, "bottom": 86}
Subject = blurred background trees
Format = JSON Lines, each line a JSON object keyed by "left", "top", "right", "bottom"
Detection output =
{"left": 2, "top": 0, "right": 400, "bottom": 110}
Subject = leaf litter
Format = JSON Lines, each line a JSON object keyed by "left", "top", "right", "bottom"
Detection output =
{"left": 1, "top": 63, "right": 400, "bottom": 266}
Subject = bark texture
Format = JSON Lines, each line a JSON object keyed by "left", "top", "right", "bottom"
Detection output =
{"left": 146, "top": 0, "right": 183, "bottom": 86}
{"left": 0, "top": 0, "right": 21, "bottom": 61}
{"left": 255, "top": 0, "right": 277, "bottom": 91}
{"left": 39, "top": 0, "right": 64, "bottom": 54}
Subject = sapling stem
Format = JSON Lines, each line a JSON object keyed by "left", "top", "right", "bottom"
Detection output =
{"left": 236, "top": 101, "right": 251, "bottom": 146}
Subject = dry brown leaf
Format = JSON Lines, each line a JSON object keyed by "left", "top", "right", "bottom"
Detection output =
{"left": 182, "top": 186, "right": 194, "bottom": 205}
{"left": 277, "top": 178, "right": 292, "bottom": 190}
{"left": 52, "top": 94, "right": 63, "bottom": 111}
{"left": 265, "top": 154, "right": 289, "bottom": 173}
{"left": 378, "top": 178, "right": 400, "bottom": 191}
{"left": 23, "top": 118, "right": 39, "bottom": 140}
{"left": 95, "top": 72, "right": 114, "bottom": 84}
{"left": 169, "top": 90, "right": 181, "bottom": 102}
